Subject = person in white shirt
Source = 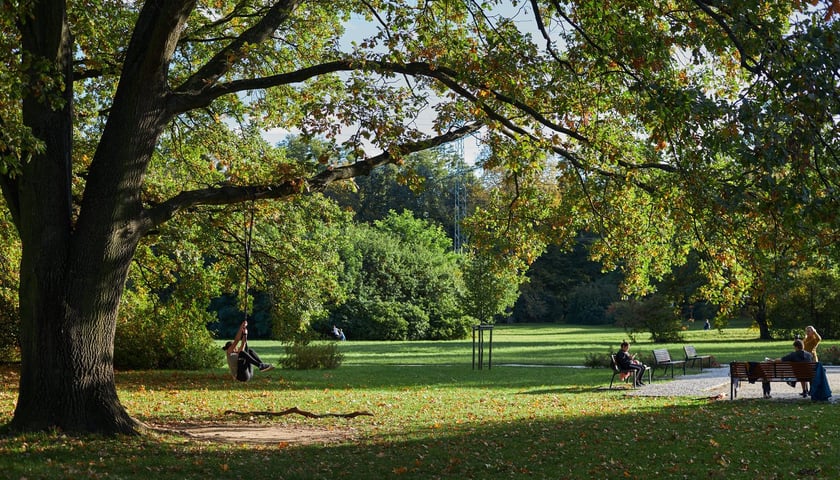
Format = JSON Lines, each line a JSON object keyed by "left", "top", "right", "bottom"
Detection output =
{"left": 223, "top": 320, "right": 273, "bottom": 381}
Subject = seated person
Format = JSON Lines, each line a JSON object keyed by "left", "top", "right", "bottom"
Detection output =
{"left": 223, "top": 320, "right": 273, "bottom": 382}
{"left": 615, "top": 340, "right": 648, "bottom": 387}
{"left": 761, "top": 338, "right": 813, "bottom": 399}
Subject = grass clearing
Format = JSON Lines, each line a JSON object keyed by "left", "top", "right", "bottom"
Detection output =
{"left": 2, "top": 323, "right": 838, "bottom": 479}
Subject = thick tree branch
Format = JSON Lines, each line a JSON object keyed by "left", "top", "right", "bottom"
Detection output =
{"left": 169, "top": 47, "right": 677, "bottom": 179}
{"left": 140, "top": 123, "right": 482, "bottom": 231}
{"left": 691, "top": 0, "right": 760, "bottom": 74}
{"left": 529, "top": 0, "right": 572, "bottom": 69}
{"left": 122, "top": 0, "right": 195, "bottom": 87}
{"left": 172, "top": 0, "right": 301, "bottom": 99}
{"left": 168, "top": 60, "right": 356, "bottom": 114}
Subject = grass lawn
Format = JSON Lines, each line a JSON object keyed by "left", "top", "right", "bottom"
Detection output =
{"left": 1, "top": 323, "right": 838, "bottom": 479}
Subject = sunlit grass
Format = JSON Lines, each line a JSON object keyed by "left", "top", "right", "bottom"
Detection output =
{"left": 1, "top": 323, "right": 838, "bottom": 479}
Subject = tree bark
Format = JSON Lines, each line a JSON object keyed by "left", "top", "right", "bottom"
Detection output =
{"left": 753, "top": 296, "right": 772, "bottom": 341}
{"left": 8, "top": 0, "right": 190, "bottom": 435}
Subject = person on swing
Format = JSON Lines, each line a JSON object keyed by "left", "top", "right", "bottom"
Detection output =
{"left": 223, "top": 320, "right": 273, "bottom": 381}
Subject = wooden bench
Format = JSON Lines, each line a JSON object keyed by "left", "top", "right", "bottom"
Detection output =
{"left": 684, "top": 345, "right": 712, "bottom": 370}
{"left": 609, "top": 354, "right": 651, "bottom": 389}
{"left": 729, "top": 361, "right": 817, "bottom": 399}
{"left": 652, "top": 349, "right": 686, "bottom": 378}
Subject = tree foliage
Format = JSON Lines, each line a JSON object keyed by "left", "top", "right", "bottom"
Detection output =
{"left": 609, "top": 294, "right": 684, "bottom": 344}
{"left": 0, "top": 205, "right": 19, "bottom": 360}
{"left": 326, "top": 210, "right": 470, "bottom": 340}
{"left": 1, "top": 0, "right": 839, "bottom": 434}
{"left": 766, "top": 264, "right": 840, "bottom": 340}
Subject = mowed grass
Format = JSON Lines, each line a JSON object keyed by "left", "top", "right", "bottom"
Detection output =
{"left": 1, "top": 323, "right": 839, "bottom": 479}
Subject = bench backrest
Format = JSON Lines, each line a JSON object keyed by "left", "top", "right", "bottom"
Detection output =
{"left": 730, "top": 361, "right": 750, "bottom": 378}
{"left": 610, "top": 353, "right": 621, "bottom": 373}
{"left": 729, "top": 361, "right": 817, "bottom": 380}
{"left": 653, "top": 349, "right": 672, "bottom": 363}
{"left": 684, "top": 345, "right": 698, "bottom": 358}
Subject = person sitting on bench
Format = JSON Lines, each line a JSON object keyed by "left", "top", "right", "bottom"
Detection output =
{"left": 616, "top": 340, "right": 648, "bottom": 387}
{"left": 762, "top": 338, "right": 812, "bottom": 398}
{"left": 223, "top": 320, "right": 273, "bottom": 382}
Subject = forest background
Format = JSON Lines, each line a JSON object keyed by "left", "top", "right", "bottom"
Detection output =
{"left": 4, "top": 132, "right": 840, "bottom": 371}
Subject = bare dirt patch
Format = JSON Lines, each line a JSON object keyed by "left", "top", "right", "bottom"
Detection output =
{"left": 151, "top": 422, "right": 358, "bottom": 445}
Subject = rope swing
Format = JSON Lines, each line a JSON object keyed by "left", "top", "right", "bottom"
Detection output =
{"left": 242, "top": 202, "right": 255, "bottom": 324}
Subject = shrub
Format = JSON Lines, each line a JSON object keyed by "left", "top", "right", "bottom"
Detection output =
{"left": 821, "top": 345, "right": 840, "bottom": 365}
{"left": 280, "top": 335, "right": 343, "bottom": 369}
{"left": 766, "top": 267, "right": 840, "bottom": 339}
{"left": 115, "top": 292, "right": 220, "bottom": 370}
{"left": 608, "top": 294, "right": 683, "bottom": 343}
{"left": 428, "top": 315, "right": 475, "bottom": 340}
{"left": 584, "top": 351, "right": 611, "bottom": 368}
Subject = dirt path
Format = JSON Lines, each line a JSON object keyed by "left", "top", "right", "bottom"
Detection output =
{"left": 151, "top": 421, "right": 359, "bottom": 445}
{"left": 623, "top": 365, "right": 839, "bottom": 401}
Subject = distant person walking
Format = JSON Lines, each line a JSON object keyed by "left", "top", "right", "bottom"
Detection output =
{"left": 703, "top": 319, "right": 711, "bottom": 330}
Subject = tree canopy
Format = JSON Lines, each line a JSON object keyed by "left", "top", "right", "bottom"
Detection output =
{"left": 1, "top": 0, "right": 839, "bottom": 434}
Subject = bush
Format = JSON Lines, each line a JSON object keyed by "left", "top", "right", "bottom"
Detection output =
{"left": 608, "top": 294, "right": 683, "bottom": 343}
{"left": 321, "top": 300, "right": 470, "bottom": 341}
{"left": 584, "top": 351, "right": 611, "bottom": 368}
{"left": 821, "top": 345, "right": 840, "bottom": 365}
{"left": 115, "top": 293, "right": 220, "bottom": 370}
{"left": 766, "top": 267, "right": 840, "bottom": 339}
{"left": 428, "top": 315, "right": 475, "bottom": 340}
{"left": 280, "top": 335, "right": 343, "bottom": 370}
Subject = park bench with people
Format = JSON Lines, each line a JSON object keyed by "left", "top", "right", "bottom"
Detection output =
{"left": 652, "top": 349, "right": 686, "bottom": 378}
{"left": 683, "top": 345, "right": 712, "bottom": 370}
{"left": 729, "top": 361, "right": 817, "bottom": 400}
{"left": 608, "top": 354, "right": 651, "bottom": 389}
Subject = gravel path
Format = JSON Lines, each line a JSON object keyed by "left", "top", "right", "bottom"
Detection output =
{"left": 622, "top": 365, "right": 840, "bottom": 402}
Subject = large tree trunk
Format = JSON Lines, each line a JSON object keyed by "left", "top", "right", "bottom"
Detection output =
{"left": 12, "top": 284, "right": 140, "bottom": 434}
{"left": 7, "top": 0, "right": 182, "bottom": 435}
{"left": 753, "top": 295, "right": 772, "bottom": 340}
{"left": 8, "top": 1, "right": 137, "bottom": 435}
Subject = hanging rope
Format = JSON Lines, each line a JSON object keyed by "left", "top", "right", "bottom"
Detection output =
{"left": 242, "top": 202, "right": 256, "bottom": 324}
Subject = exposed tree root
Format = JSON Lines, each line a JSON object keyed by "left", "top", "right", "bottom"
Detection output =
{"left": 223, "top": 406, "right": 374, "bottom": 418}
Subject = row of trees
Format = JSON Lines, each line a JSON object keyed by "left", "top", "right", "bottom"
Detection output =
{"left": 516, "top": 240, "right": 840, "bottom": 342}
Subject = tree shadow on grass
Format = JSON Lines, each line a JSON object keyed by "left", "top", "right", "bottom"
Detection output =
{"left": 4, "top": 399, "right": 838, "bottom": 479}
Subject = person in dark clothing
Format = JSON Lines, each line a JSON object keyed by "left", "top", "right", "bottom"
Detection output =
{"left": 616, "top": 340, "right": 648, "bottom": 387}
{"left": 223, "top": 320, "right": 273, "bottom": 382}
{"left": 762, "top": 339, "right": 813, "bottom": 398}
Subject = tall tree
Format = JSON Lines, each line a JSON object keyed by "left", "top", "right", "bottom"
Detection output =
{"left": 1, "top": 1, "right": 838, "bottom": 435}
{"left": 1, "top": 1, "right": 477, "bottom": 435}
